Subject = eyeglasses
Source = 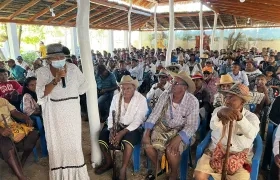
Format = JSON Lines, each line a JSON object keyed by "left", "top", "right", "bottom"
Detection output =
{"left": 171, "top": 80, "right": 187, "bottom": 86}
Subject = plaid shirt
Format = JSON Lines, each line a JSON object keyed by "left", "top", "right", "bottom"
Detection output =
{"left": 144, "top": 91, "right": 200, "bottom": 144}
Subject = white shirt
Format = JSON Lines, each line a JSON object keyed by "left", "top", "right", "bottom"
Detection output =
{"left": 146, "top": 82, "right": 171, "bottom": 100}
{"left": 228, "top": 71, "right": 249, "bottom": 86}
{"left": 209, "top": 106, "right": 260, "bottom": 152}
{"left": 273, "top": 126, "right": 280, "bottom": 156}
{"left": 17, "top": 61, "right": 29, "bottom": 70}
{"left": 107, "top": 91, "right": 148, "bottom": 131}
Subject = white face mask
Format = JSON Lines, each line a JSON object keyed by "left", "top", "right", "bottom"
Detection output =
{"left": 51, "top": 59, "right": 66, "bottom": 69}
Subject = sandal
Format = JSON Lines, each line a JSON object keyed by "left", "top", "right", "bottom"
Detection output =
{"left": 145, "top": 169, "right": 166, "bottom": 180}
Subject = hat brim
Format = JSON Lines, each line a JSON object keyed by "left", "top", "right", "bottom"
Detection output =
{"left": 219, "top": 89, "right": 252, "bottom": 102}
{"left": 215, "top": 81, "right": 235, "bottom": 86}
{"left": 191, "top": 76, "right": 203, "bottom": 80}
{"left": 118, "top": 80, "right": 139, "bottom": 88}
{"left": 169, "top": 71, "right": 196, "bottom": 94}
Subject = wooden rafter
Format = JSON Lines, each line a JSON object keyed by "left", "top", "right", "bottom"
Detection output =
{"left": 45, "top": 4, "right": 77, "bottom": 23}
{"left": 69, "top": 6, "right": 99, "bottom": 26}
{"left": 95, "top": 12, "right": 127, "bottom": 27}
{"left": 111, "top": 14, "right": 130, "bottom": 25}
{"left": 157, "top": 12, "right": 213, "bottom": 18}
{"left": 233, "top": 15, "right": 238, "bottom": 27}
{"left": 176, "top": 18, "right": 186, "bottom": 29}
{"left": 8, "top": 0, "right": 40, "bottom": 20}
{"left": 28, "top": 0, "right": 67, "bottom": 21}
{"left": 189, "top": 17, "right": 198, "bottom": 29}
{"left": 0, "top": 0, "right": 12, "bottom": 11}
{"left": 218, "top": 15, "right": 225, "bottom": 28}
{"left": 157, "top": 20, "right": 165, "bottom": 29}
{"left": 115, "top": 15, "right": 143, "bottom": 28}
{"left": 204, "top": 17, "right": 211, "bottom": 28}
{"left": 90, "top": 10, "right": 119, "bottom": 24}
{"left": 147, "top": 22, "right": 154, "bottom": 28}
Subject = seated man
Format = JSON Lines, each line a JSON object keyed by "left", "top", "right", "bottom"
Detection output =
{"left": 0, "top": 68, "right": 22, "bottom": 110}
{"left": 113, "top": 60, "right": 130, "bottom": 83}
{"left": 272, "top": 124, "right": 280, "bottom": 178}
{"left": 0, "top": 97, "right": 39, "bottom": 180}
{"left": 143, "top": 71, "right": 199, "bottom": 180}
{"left": 228, "top": 62, "right": 249, "bottom": 86}
{"left": 96, "top": 76, "right": 148, "bottom": 180}
{"left": 146, "top": 69, "right": 170, "bottom": 108}
{"left": 192, "top": 72, "right": 211, "bottom": 120}
{"left": 202, "top": 67, "right": 219, "bottom": 104}
{"left": 6, "top": 59, "right": 26, "bottom": 85}
{"left": 194, "top": 83, "right": 259, "bottom": 180}
{"left": 95, "top": 64, "right": 118, "bottom": 123}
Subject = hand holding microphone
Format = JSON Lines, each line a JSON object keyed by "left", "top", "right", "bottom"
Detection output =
{"left": 55, "top": 68, "right": 66, "bottom": 88}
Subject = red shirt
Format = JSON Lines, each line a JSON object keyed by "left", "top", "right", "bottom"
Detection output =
{"left": 0, "top": 81, "right": 22, "bottom": 98}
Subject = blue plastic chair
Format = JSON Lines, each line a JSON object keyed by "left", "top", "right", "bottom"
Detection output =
{"left": 20, "top": 101, "right": 48, "bottom": 158}
{"left": 249, "top": 104, "right": 256, "bottom": 113}
{"left": 269, "top": 126, "right": 278, "bottom": 180}
{"left": 262, "top": 122, "right": 277, "bottom": 170}
{"left": 132, "top": 144, "right": 141, "bottom": 173}
{"left": 196, "top": 131, "right": 263, "bottom": 180}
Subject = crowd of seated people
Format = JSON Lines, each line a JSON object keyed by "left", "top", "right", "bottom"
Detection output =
{"left": 2, "top": 45, "right": 280, "bottom": 180}
{"left": 90, "top": 46, "right": 280, "bottom": 180}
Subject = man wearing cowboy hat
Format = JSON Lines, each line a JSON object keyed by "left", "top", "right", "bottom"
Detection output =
{"left": 194, "top": 83, "right": 259, "bottom": 180}
{"left": 143, "top": 71, "right": 199, "bottom": 180}
{"left": 146, "top": 69, "right": 171, "bottom": 106}
{"left": 192, "top": 72, "right": 211, "bottom": 120}
{"left": 97, "top": 75, "right": 148, "bottom": 179}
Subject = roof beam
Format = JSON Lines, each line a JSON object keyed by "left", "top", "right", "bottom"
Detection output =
{"left": 157, "top": 20, "right": 165, "bottom": 29}
{"left": 204, "top": 17, "right": 211, "bottom": 28}
{"left": 95, "top": 12, "right": 127, "bottom": 27}
{"left": 233, "top": 15, "right": 238, "bottom": 27}
{"left": 90, "top": 0, "right": 152, "bottom": 16}
{"left": 158, "top": 12, "right": 214, "bottom": 18}
{"left": 28, "top": 0, "right": 67, "bottom": 21}
{"left": 176, "top": 18, "right": 186, "bottom": 29}
{"left": 147, "top": 22, "right": 154, "bottom": 29}
{"left": 218, "top": 15, "right": 225, "bottom": 28}
{"left": 69, "top": 6, "right": 100, "bottom": 26}
{"left": 8, "top": 0, "right": 40, "bottom": 20}
{"left": 90, "top": 10, "right": 119, "bottom": 24}
{"left": 114, "top": 15, "right": 144, "bottom": 29}
{"left": 189, "top": 17, "right": 198, "bottom": 29}
{"left": 45, "top": 4, "right": 77, "bottom": 23}
{"left": 0, "top": 0, "right": 12, "bottom": 11}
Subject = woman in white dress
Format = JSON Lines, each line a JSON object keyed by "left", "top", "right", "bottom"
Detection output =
{"left": 36, "top": 43, "right": 89, "bottom": 180}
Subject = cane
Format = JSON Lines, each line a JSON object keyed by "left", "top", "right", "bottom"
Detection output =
{"left": 221, "top": 121, "right": 234, "bottom": 180}
{"left": 1, "top": 114, "right": 22, "bottom": 169}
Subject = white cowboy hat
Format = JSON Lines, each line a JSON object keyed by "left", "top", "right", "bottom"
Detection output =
{"left": 169, "top": 70, "right": 196, "bottom": 94}
{"left": 118, "top": 75, "right": 139, "bottom": 88}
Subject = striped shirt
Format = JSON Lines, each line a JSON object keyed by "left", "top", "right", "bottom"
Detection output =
{"left": 144, "top": 91, "right": 200, "bottom": 144}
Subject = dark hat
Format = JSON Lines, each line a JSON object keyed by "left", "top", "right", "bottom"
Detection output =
{"left": 16, "top": 56, "right": 23, "bottom": 60}
{"left": 5, "top": 59, "right": 15, "bottom": 63}
{"left": 45, "top": 43, "right": 66, "bottom": 58}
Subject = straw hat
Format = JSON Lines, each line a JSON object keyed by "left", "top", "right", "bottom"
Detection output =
{"left": 219, "top": 83, "right": 252, "bottom": 102}
{"left": 200, "top": 54, "right": 209, "bottom": 59}
{"left": 191, "top": 72, "right": 203, "bottom": 80}
{"left": 166, "top": 64, "right": 181, "bottom": 73}
{"left": 169, "top": 71, "right": 196, "bottom": 93}
{"left": 156, "top": 69, "right": 169, "bottom": 77}
{"left": 215, "top": 74, "right": 235, "bottom": 85}
{"left": 118, "top": 75, "right": 139, "bottom": 88}
{"left": 45, "top": 43, "right": 67, "bottom": 58}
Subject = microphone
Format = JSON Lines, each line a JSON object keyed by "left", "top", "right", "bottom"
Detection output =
{"left": 61, "top": 68, "right": 66, "bottom": 88}
{"left": 61, "top": 77, "right": 66, "bottom": 88}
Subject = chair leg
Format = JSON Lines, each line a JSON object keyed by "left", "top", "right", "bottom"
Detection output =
{"left": 33, "top": 148, "right": 38, "bottom": 162}
{"left": 132, "top": 144, "right": 141, "bottom": 173}
{"left": 34, "top": 116, "right": 48, "bottom": 157}
{"left": 188, "top": 146, "right": 193, "bottom": 168}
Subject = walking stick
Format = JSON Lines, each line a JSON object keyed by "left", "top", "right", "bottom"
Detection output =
{"left": 221, "top": 121, "right": 234, "bottom": 180}
{"left": 112, "top": 110, "right": 117, "bottom": 180}
{"left": 1, "top": 114, "right": 22, "bottom": 169}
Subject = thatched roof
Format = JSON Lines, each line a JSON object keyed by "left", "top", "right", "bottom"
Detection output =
{"left": 0, "top": 0, "right": 279, "bottom": 30}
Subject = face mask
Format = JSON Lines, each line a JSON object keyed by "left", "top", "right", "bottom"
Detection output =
{"left": 52, "top": 59, "right": 66, "bottom": 69}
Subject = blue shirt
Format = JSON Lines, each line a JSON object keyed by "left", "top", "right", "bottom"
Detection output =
{"left": 10, "top": 65, "right": 26, "bottom": 83}
{"left": 95, "top": 72, "right": 117, "bottom": 90}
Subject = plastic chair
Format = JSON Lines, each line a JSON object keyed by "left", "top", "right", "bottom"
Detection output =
{"left": 269, "top": 126, "right": 278, "bottom": 180}
{"left": 132, "top": 143, "right": 141, "bottom": 173}
{"left": 20, "top": 101, "right": 48, "bottom": 158}
{"left": 249, "top": 104, "right": 256, "bottom": 113}
{"left": 262, "top": 122, "right": 277, "bottom": 170}
{"left": 196, "top": 131, "right": 263, "bottom": 180}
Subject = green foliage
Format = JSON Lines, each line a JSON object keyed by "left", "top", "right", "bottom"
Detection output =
{"left": 21, "top": 25, "right": 45, "bottom": 46}
{"left": 0, "top": 23, "right": 8, "bottom": 43}
{"left": 21, "top": 51, "right": 39, "bottom": 65}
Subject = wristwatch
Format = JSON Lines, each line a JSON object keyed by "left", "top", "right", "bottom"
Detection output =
{"left": 52, "top": 79, "right": 58, "bottom": 85}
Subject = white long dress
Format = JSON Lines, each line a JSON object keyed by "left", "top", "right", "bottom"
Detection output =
{"left": 36, "top": 62, "right": 90, "bottom": 180}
